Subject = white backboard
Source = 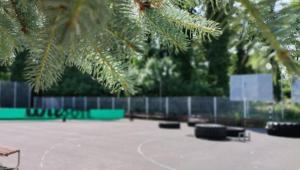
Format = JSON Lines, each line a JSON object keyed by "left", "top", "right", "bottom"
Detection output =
{"left": 230, "top": 74, "right": 274, "bottom": 102}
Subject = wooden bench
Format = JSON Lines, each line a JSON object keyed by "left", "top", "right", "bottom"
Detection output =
{"left": 0, "top": 146, "right": 20, "bottom": 170}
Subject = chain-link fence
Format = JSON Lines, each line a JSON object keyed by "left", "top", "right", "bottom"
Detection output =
{"left": 0, "top": 81, "right": 31, "bottom": 108}
{"left": 29, "top": 96, "right": 287, "bottom": 122}
{"left": 0, "top": 80, "right": 290, "bottom": 123}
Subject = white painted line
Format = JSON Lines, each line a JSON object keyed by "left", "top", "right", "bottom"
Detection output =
{"left": 137, "top": 139, "right": 177, "bottom": 170}
{"left": 40, "top": 143, "right": 62, "bottom": 169}
{"left": 39, "top": 139, "right": 80, "bottom": 169}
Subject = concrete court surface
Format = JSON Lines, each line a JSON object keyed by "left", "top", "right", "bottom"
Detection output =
{"left": 0, "top": 119, "right": 299, "bottom": 170}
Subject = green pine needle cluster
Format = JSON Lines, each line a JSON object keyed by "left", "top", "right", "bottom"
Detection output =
{"left": 0, "top": 0, "right": 221, "bottom": 94}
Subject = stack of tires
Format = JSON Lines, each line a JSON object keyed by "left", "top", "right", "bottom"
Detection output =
{"left": 187, "top": 117, "right": 209, "bottom": 127}
{"left": 266, "top": 121, "right": 300, "bottom": 137}
{"left": 226, "top": 126, "right": 245, "bottom": 137}
{"left": 187, "top": 120, "right": 198, "bottom": 127}
{"left": 194, "top": 123, "right": 248, "bottom": 141}
{"left": 195, "top": 124, "right": 227, "bottom": 140}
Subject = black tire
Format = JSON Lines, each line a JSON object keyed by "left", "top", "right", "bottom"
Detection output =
{"left": 226, "top": 126, "right": 245, "bottom": 137}
{"left": 266, "top": 121, "right": 300, "bottom": 137}
{"left": 187, "top": 121, "right": 197, "bottom": 127}
{"left": 187, "top": 118, "right": 208, "bottom": 127}
{"left": 195, "top": 124, "right": 227, "bottom": 140}
{"left": 159, "top": 122, "right": 181, "bottom": 129}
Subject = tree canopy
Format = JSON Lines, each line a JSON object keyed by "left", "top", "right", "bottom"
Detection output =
{"left": 0, "top": 0, "right": 299, "bottom": 96}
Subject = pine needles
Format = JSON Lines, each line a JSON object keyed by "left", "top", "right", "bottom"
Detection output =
{"left": 0, "top": 0, "right": 223, "bottom": 94}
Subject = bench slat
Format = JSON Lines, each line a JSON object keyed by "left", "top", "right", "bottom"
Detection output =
{"left": 0, "top": 147, "right": 19, "bottom": 156}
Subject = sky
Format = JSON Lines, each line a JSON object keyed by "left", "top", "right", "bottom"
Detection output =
{"left": 274, "top": 0, "right": 292, "bottom": 12}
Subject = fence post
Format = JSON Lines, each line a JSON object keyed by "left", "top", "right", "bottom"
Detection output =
{"left": 13, "top": 82, "right": 17, "bottom": 108}
{"left": 213, "top": 97, "right": 217, "bottom": 123}
{"left": 0, "top": 81, "right": 2, "bottom": 107}
{"left": 112, "top": 97, "right": 115, "bottom": 109}
{"left": 97, "top": 97, "right": 101, "bottom": 109}
{"left": 243, "top": 99, "right": 247, "bottom": 119}
{"left": 145, "top": 97, "right": 149, "bottom": 118}
{"left": 42, "top": 97, "right": 45, "bottom": 108}
{"left": 127, "top": 97, "right": 131, "bottom": 114}
{"left": 72, "top": 96, "right": 75, "bottom": 108}
{"left": 33, "top": 97, "right": 36, "bottom": 108}
{"left": 28, "top": 86, "right": 31, "bottom": 108}
{"left": 61, "top": 97, "right": 64, "bottom": 109}
{"left": 84, "top": 97, "right": 87, "bottom": 111}
{"left": 187, "top": 97, "right": 191, "bottom": 119}
{"left": 165, "top": 97, "right": 169, "bottom": 117}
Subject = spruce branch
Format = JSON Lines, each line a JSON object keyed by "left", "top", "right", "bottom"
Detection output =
{"left": 0, "top": 33, "right": 15, "bottom": 65}
{"left": 240, "top": 0, "right": 300, "bottom": 75}
{"left": 104, "top": 27, "right": 144, "bottom": 55}
{"left": 59, "top": 0, "right": 86, "bottom": 43}
{"left": 24, "top": 16, "right": 64, "bottom": 92}
{"left": 0, "top": 0, "right": 225, "bottom": 94}
{"left": 161, "top": 2, "right": 222, "bottom": 39}
{"left": 69, "top": 41, "right": 135, "bottom": 94}
{"left": 10, "top": 0, "right": 29, "bottom": 33}
{"left": 144, "top": 8, "right": 189, "bottom": 51}
{"left": 0, "top": 9, "right": 21, "bottom": 65}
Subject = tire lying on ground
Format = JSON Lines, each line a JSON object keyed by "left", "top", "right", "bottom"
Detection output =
{"left": 159, "top": 122, "right": 181, "bottom": 129}
{"left": 226, "top": 126, "right": 245, "bottom": 137}
{"left": 266, "top": 121, "right": 300, "bottom": 137}
{"left": 187, "top": 121, "right": 197, "bottom": 127}
{"left": 195, "top": 124, "right": 227, "bottom": 140}
{"left": 187, "top": 118, "right": 209, "bottom": 127}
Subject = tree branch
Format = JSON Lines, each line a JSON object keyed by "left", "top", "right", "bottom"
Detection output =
{"left": 10, "top": 0, "right": 29, "bottom": 34}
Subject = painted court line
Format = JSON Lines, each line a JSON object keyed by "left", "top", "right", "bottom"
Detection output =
{"left": 137, "top": 139, "right": 177, "bottom": 170}
{"left": 39, "top": 139, "right": 79, "bottom": 169}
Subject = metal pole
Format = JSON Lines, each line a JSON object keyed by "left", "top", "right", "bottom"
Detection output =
{"left": 72, "top": 96, "right": 75, "bottom": 108}
{"left": 33, "top": 97, "right": 36, "bottom": 108}
{"left": 280, "top": 72, "right": 285, "bottom": 120}
{"left": 42, "top": 97, "right": 45, "bottom": 109}
{"left": 127, "top": 97, "right": 131, "bottom": 114}
{"left": 61, "top": 97, "right": 64, "bottom": 109}
{"left": 84, "top": 97, "right": 87, "bottom": 111}
{"left": 112, "top": 97, "right": 115, "bottom": 109}
{"left": 213, "top": 97, "right": 217, "bottom": 123}
{"left": 242, "top": 77, "right": 247, "bottom": 120}
{"left": 97, "top": 97, "right": 101, "bottom": 109}
{"left": 13, "top": 82, "right": 17, "bottom": 108}
{"left": 159, "top": 78, "right": 163, "bottom": 113}
{"left": 145, "top": 97, "right": 149, "bottom": 118}
{"left": 0, "top": 81, "right": 2, "bottom": 107}
{"left": 28, "top": 86, "right": 32, "bottom": 108}
{"left": 165, "top": 97, "right": 169, "bottom": 118}
{"left": 243, "top": 100, "right": 247, "bottom": 119}
{"left": 187, "top": 96, "right": 191, "bottom": 119}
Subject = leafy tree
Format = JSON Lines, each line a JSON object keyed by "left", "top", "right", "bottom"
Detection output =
{"left": 226, "top": 0, "right": 300, "bottom": 100}
{"left": 203, "top": 0, "right": 231, "bottom": 95}
{"left": 1, "top": 0, "right": 299, "bottom": 96}
{"left": 0, "top": 0, "right": 221, "bottom": 94}
{"left": 10, "top": 49, "right": 28, "bottom": 81}
{"left": 41, "top": 67, "right": 111, "bottom": 96}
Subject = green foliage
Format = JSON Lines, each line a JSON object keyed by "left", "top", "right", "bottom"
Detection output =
{"left": 130, "top": 38, "right": 219, "bottom": 96}
{"left": 0, "top": 0, "right": 221, "bottom": 94}
{"left": 1, "top": 0, "right": 300, "bottom": 97}
{"left": 203, "top": 0, "right": 231, "bottom": 95}
{"left": 41, "top": 67, "right": 111, "bottom": 96}
{"left": 11, "top": 49, "right": 28, "bottom": 81}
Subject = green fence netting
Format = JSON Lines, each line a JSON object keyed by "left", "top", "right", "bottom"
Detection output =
{"left": 0, "top": 108, "right": 124, "bottom": 120}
